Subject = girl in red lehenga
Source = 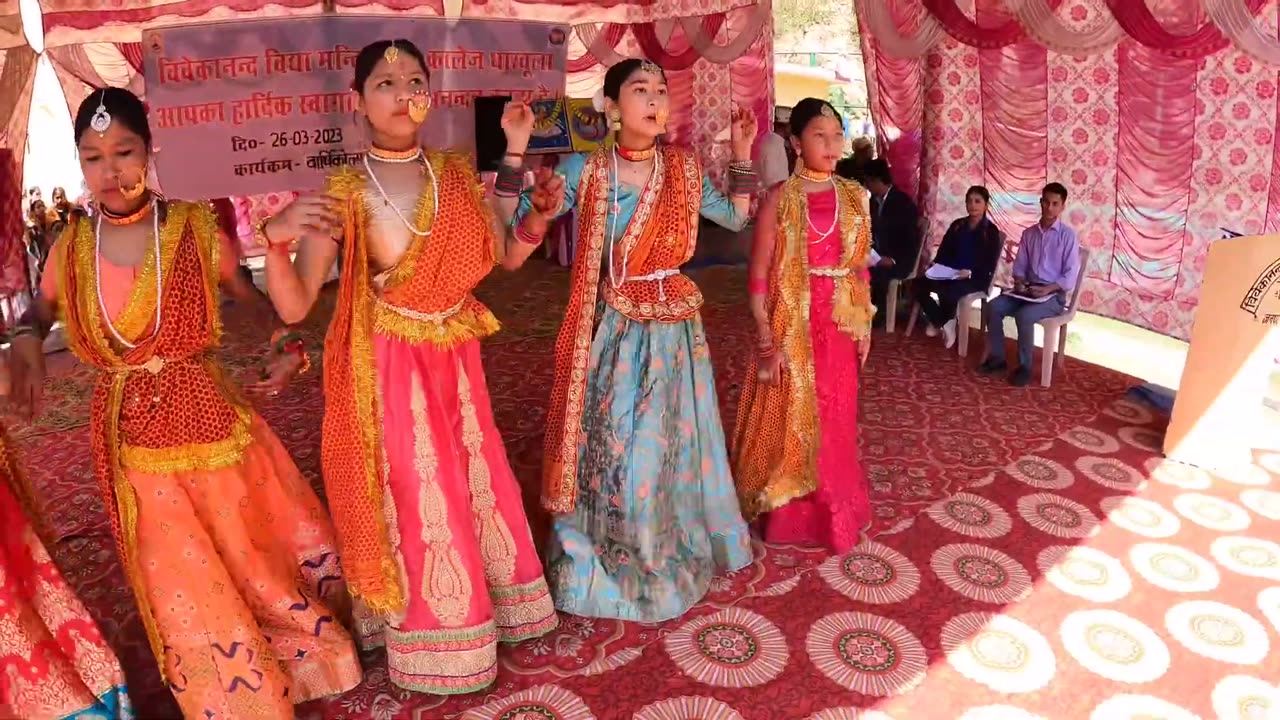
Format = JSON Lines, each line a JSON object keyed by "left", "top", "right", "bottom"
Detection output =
{"left": 732, "top": 98, "right": 875, "bottom": 554}
{"left": 261, "top": 40, "right": 562, "bottom": 694}
{"left": 0, "top": 411, "right": 132, "bottom": 718}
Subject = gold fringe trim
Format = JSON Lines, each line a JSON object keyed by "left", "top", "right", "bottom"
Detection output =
{"left": 118, "top": 420, "right": 252, "bottom": 474}
{"left": 105, "top": 377, "right": 167, "bottom": 681}
{"left": 372, "top": 301, "right": 500, "bottom": 348}
{"left": 326, "top": 164, "right": 407, "bottom": 614}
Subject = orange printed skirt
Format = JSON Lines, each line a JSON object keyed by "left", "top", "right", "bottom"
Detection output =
{"left": 353, "top": 334, "right": 557, "bottom": 694}
{"left": 0, "top": 439, "right": 132, "bottom": 720}
{"left": 127, "top": 417, "right": 361, "bottom": 718}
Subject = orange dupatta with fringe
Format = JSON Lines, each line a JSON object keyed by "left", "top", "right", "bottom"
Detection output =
{"left": 56, "top": 201, "right": 249, "bottom": 676}
{"left": 732, "top": 176, "right": 873, "bottom": 519}
{"left": 322, "top": 150, "right": 501, "bottom": 614}
{"left": 541, "top": 146, "right": 702, "bottom": 513}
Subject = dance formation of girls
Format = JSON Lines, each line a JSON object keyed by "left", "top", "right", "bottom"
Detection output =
{"left": 1, "top": 38, "right": 874, "bottom": 718}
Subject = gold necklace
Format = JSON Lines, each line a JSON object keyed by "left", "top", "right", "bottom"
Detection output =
{"left": 796, "top": 167, "right": 833, "bottom": 182}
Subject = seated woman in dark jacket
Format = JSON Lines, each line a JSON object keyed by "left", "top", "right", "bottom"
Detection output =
{"left": 914, "top": 185, "right": 1003, "bottom": 348}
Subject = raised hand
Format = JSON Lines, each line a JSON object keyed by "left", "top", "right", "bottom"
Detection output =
{"left": 528, "top": 167, "right": 565, "bottom": 218}
{"left": 501, "top": 101, "right": 535, "bottom": 155}
{"left": 265, "top": 193, "right": 341, "bottom": 247}
{"left": 729, "top": 103, "right": 758, "bottom": 162}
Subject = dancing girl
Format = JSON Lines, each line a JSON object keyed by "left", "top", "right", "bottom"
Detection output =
{"left": 732, "top": 98, "right": 875, "bottom": 554}
{"left": 499, "top": 58, "right": 758, "bottom": 622}
{"left": 0, "top": 419, "right": 132, "bottom": 719}
{"left": 6, "top": 87, "right": 361, "bottom": 718}
{"left": 261, "top": 39, "right": 561, "bottom": 694}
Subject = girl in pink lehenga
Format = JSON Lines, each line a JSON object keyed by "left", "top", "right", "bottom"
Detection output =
{"left": 731, "top": 97, "right": 875, "bottom": 554}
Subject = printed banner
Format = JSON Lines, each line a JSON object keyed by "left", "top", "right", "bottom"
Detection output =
{"left": 142, "top": 16, "right": 568, "bottom": 200}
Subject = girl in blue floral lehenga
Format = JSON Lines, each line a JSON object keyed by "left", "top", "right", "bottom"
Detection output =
{"left": 498, "top": 58, "right": 761, "bottom": 621}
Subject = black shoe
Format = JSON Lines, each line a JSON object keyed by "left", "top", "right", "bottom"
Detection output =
{"left": 1010, "top": 368, "right": 1032, "bottom": 387}
{"left": 977, "top": 358, "right": 1007, "bottom": 375}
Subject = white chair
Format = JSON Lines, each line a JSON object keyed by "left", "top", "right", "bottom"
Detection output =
{"left": 1033, "top": 247, "right": 1090, "bottom": 387}
{"left": 885, "top": 218, "right": 928, "bottom": 334}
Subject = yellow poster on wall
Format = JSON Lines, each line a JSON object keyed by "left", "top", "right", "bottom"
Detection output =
{"left": 567, "top": 98, "right": 611, "bottom": 153}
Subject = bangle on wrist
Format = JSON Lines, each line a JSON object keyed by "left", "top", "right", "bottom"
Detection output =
{"left": 514, "top": 218, "right": 544, "bottom": 246}
{"left": 494, "top": 164, "right": 525, "bottom": 198}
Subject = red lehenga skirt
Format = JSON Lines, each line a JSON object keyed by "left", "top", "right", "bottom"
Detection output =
{"left": 0, "top": 433, "right": 133, "bottom": 719}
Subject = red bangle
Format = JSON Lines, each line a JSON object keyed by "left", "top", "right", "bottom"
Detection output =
{"left": 268, "top": 242, "right": 291, "bottom": 257}
{"left": 515, "top": 219, "right": 544, "bottom": 246}
{"left": 748, "top": 276, "right": 769, "bottom": 295}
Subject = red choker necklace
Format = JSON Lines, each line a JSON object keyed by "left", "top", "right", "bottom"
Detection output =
{"left": 99, "top": 198, "right": 153, "bottom": 226}
{"left": 368, "top": 145, "right": 422, "bottom": 162}
{"left": 616, "top": 145, "right": 657, "bottom": 162}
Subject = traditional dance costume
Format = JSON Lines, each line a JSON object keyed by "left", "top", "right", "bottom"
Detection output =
{"left": 43, "top": 202, "right": 361, "bottom": 718}
{"left": 523, "top": 146, "right": 753, "bottom": 622}
{"left": 0, "top": 428, "right": 132, "bottom": 719}
{"left": 322, "top": 151, "right": 556, "bottom": 694}
{"left": 732, "top": 177, "right": 875, "bottom": 553}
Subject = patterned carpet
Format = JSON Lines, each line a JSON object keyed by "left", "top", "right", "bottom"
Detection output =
{"left": 15, "top": 261, "right": 1279, "bottom": 719}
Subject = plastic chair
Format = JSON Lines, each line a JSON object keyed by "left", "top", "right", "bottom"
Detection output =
{"left": 1033, "top": 247, "right": 1090, "bottom": 387}
{"left": 885, "top": 218, "right": 928, "bottom": 334}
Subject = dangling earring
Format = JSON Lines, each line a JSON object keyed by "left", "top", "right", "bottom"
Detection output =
{"left": 119, "top": 167, "right": 147, "bottom": 200}
{"left": 408, "top": 93, "right": 431, "bottom": 124}
{"left": 609, "top": 111, "right": 622, "bottom": 133}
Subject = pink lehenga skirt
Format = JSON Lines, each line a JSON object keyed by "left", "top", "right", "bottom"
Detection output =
{"left": 759, "top": 274, "right": 873, "bottom": 554}
{"left": 354, "top": 335, "right": 558, "bottom": 695}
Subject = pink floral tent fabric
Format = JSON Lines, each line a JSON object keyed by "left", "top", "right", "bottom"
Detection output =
{"left": 859, "top": 0, "right": 1280, "bottom": 340}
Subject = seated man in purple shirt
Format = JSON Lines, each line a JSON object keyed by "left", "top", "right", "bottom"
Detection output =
{"left": 978, "top": 182, "right": 1081, "bottom": 386}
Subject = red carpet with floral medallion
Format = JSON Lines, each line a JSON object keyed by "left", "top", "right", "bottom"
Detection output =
{"left": 12, "top": 262, "right": 1279, "bottom": 719}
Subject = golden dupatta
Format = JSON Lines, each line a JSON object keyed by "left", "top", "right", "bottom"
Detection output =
{"left": 732, "top": 176, "right": 873, "bottom": 519}
{"left": 322, "top": 150, "right": 500, "bottom": 614}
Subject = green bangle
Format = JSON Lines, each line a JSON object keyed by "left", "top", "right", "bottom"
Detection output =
{"left": 272, "top": 331, "right": 302, "bottom": 354}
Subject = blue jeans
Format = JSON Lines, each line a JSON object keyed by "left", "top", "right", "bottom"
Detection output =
{"left": 985, "top": 294, "right": 1066, "bottom": 370}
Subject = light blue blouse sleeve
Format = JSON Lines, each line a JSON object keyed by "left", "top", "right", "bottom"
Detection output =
{"left": 700, "top": 173, "right": 747, "bottom": 232}
{"left": 513, "top": 152, "right": 586, "bottom": 225}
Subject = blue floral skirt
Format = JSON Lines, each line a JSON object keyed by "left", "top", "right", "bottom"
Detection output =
{"left": 546, "top": 307, "right": 753, "bottom": 622}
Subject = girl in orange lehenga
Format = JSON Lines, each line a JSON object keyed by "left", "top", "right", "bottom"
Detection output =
{"left": 0, "top": 422, "right": 133, "bottom": 719}
{"left": 6, "top": 87, "right": 361, "bottom": 718}
{"left": 261, "top": 40, "right": 561, "bottom": 694}
{"left": 732, "top": 98, "right": 875, "bottom": 554}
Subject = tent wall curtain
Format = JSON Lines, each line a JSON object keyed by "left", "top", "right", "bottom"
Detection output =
{"left": 0, "top": 47, "right": 37, "bottom": 328}
{"left": 859, "top": 0, "right": 1280, "bottom": 340}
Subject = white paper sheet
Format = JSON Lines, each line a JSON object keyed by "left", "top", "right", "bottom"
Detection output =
{"left": 925, "top": 264, "right": 963, "bottom": 281}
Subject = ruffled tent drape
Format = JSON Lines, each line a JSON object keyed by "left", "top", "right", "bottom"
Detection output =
{"left": 859, "top": 0, "right": 1280, "bottom": 340}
